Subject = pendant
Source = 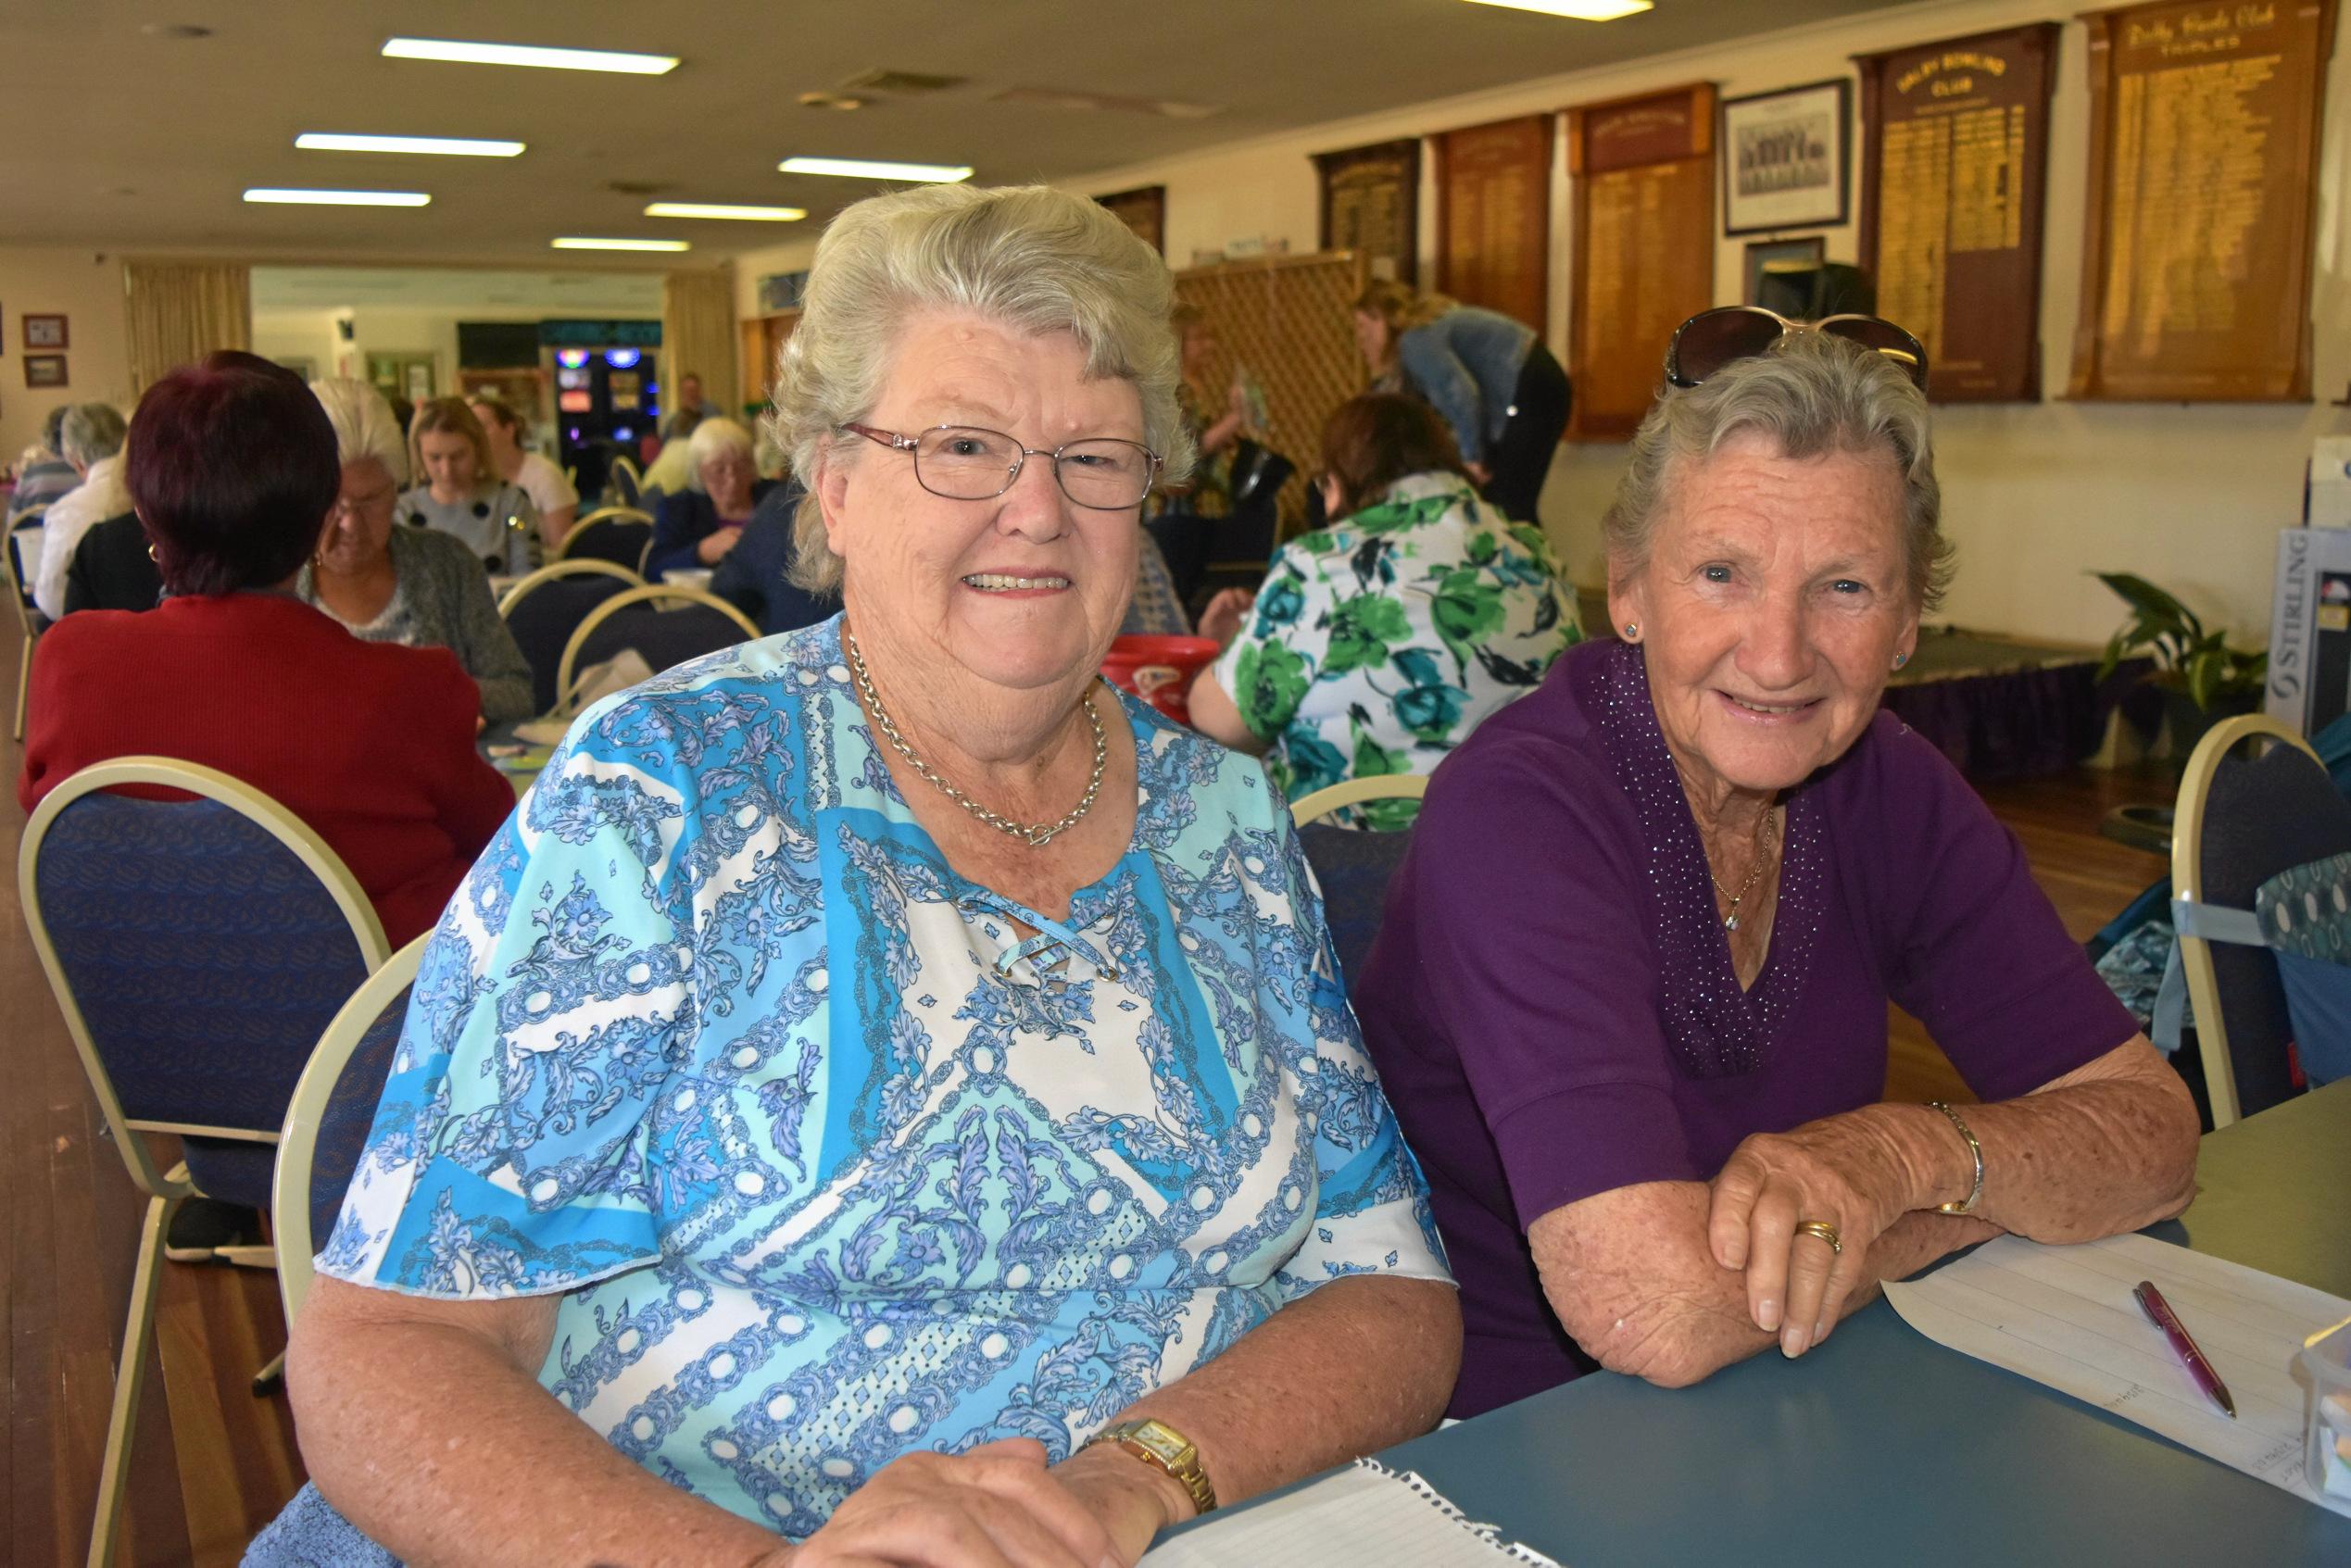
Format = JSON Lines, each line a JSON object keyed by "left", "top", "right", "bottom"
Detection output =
{"left": 1724, "top": 911, "right": 1741, "bottom": 931}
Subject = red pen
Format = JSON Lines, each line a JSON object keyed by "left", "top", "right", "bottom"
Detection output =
{"left": 2135, "top": 1280, "right": 2237, "bottom": 1419}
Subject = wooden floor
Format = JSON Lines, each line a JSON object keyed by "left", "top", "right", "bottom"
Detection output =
{"left": 0, "top": 618, "right": 2173, "bottom": 1565}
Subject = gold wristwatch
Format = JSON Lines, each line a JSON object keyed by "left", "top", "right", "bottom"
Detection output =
{"left": 1085, "top": 1417, "right": 1217, "bottom": 1516}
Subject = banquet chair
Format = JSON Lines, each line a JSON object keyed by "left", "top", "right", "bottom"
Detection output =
{"left": 554, "top": 583, "right": 761, "bottom": 717}
{"left": 7, "top": 510, "right": 48, "bottom": 739}
{"left": 1291, "top": 775, "right": 1429, "bottom": 994}
{"left": 273, "top": 935, "right": 426, "bottom": 1326}
{"left": 2170, "top": 715, "right": 2348, "bottom": 1127}
{"left": 502, "top": 569, "right": 642, "bottom": 716}
{"left": 608, "top": 453, "right": 645, "bottom": 508}
{"left": 1199, "top": 439, "right": 1296, "bottom": 603}
{"left": 19, "top": 758, "right": 391, "bottom": 1568}
{"left": 555, "top": 507, "right": 656, "bottom": 570}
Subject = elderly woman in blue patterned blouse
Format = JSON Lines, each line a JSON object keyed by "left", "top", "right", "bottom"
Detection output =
{"left": 256, "top": 183, "right": 1458, "bottom": 1568}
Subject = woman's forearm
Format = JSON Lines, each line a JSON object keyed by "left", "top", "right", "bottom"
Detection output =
{"left": 1912, "top": 1041, "right": 2201, "bottom": 1242}
{"left": 1100, "top": 1275, "right": 1459, "bottom": 1516}
{"left": 289, "top": 1303, "right": 781, "bottom": 1567}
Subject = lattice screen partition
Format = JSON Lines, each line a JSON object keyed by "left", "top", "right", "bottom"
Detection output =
{"left": 1173, "top": 249, "right": 1368, "bottom": 539}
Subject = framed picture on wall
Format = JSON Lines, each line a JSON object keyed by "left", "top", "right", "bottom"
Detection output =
{"left": 1743, "top": 236, "right": 1827, "bottom": 305}
{"left": 1721, "top": 80, "right": 1851, "bottom": 235}
{"left": 25, "top": 355, "right": 68, "bottom": 388}
{"left": 23, "top": 313, "right": 69, "bottom": 350}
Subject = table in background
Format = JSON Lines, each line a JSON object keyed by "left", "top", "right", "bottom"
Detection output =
{"left": 1202, "top": 1082, "right": 2351, "bottom": 1565}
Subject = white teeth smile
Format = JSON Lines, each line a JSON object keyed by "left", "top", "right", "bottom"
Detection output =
{"left": 1730, "top": 696, "right": 1809, "bottom": 714}
{"left": 963, "top": 574, "right": 1070, "bottom": 591}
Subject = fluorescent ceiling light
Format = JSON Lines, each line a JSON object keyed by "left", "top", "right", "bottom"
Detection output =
{"left": 1458, "top": 0, "right": 1653, "bottom": 18}
{"left": 644, "top": 202, "right": 806, "bottom": 221}
{"left": 381, "top": 37, "right": 679, "bottom": 75}
{"left": 777, "top": 156, "right": 973, "bottom": 182}
{"left": 244, "top": 187, "right": 431, "bottom": 207}
{"left": 551, "top": 236, "right": 692, "bottom": 252}
{"left": 296, "top": 132, "right": 525, "bottom": 157}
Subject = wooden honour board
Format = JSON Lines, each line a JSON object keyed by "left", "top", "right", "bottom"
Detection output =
{"left": 1856, "top": 23, "right": 2058, "bottom": 402}
{"left": 2068, "top": 0, "right": 2337, "bottom": 401}
{"left": 1315, "top": 138, "right": 1422, "bottom": 283}
{"left": 1096, "top": 186, "right": 1166, "bottom": 257}
{"left": 1565, "top": 83, "right": 1717, "bottom": 440}
{"left": 1172, "top": 249, "right": 1369, "bottom": 538}
{"left": 1436, "top": 114, "right": 1553, "bottom": 332}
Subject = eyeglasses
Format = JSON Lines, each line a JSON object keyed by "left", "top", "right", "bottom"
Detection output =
{"left": 1664, "top": 307, "right": 1930, "bottom": 392}
{"left": 841, "top": 422, "right": 1162, "bottom": 511}
{"left": 332, "top": 484, "right": 397, "bottom": 519}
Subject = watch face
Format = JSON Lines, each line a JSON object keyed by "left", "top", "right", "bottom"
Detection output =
{"left": 1128, "top": 1421, "right": 1191, "bottom": 1464}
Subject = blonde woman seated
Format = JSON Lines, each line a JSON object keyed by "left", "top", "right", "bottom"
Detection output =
{"left": 1188, "top": 394, "right": 1578, "bottom": 830}
{"left": 255, "top": 182, "right": 1455, "bottom": 1568}
{"left": 300, "top": 381, "right": 534, "bottom": 724}
{"left": 399, "top": 397, "right": 538, "bottom": 576}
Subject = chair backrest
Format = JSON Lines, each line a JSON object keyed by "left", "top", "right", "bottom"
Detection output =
{"left": 609, "top": 455, "right": 644, "bottom": 508}
{"left": 19, "top": 758, "right": 391, "bottom": 1198}
{"left": 1291, "top": 775, "right": 1427, "bottom": 992}
{"left": 1295, "top": 823, "right": 1414, "bottom": 994}
{"left": 1290, "top": 772, "right": 1431, "bottom": 826}
{"left": 505, "top": 572, "right": 639, "bottom": 715}
{"left": 6, "top": 513, "right": 44, "bottom": 625}
{"left": 555, "top": 584, "right": 761, "bottom": 714}
{"left": 274, "top": 935, "right": 426, "bottom": 1324}
{"left": 555, "top": 508, "right": 655, "bottom": 567}
{"left": 496, "top": 558, "right": 645, "bottom": 617}
{"left": 2173, "top": 714, "right": 2345, "bottom": 1126}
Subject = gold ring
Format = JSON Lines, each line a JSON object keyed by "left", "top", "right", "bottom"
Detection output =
{"left": 1793, "top": 1220, "right": 1842, "bottom": 1256}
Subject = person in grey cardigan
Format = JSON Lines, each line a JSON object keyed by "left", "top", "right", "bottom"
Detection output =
{"left": 302, "top": 380, "right": 535, "bottom": 723}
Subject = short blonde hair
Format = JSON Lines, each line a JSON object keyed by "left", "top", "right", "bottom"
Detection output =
{"left": 1604, "top": 330, "right": 1952, "bottom": 610}
{"left": 686, "top": 415, "right": 755, "bottom": 484}
{"left": 769, "top": 182, "right": 1193, "bottom": 595}
{"left": 310, "top": 378, "right": 409, "bottom": 485}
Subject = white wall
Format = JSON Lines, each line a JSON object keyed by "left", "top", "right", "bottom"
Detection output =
{"left": 731, "top": 0, "right": 2349, "bottom": 649}
{"left": 0, "top": 247, "right": 132, "bottom": 463}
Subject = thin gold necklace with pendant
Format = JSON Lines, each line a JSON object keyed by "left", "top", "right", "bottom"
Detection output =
{"left": 1707, "top": 808, "right": 1778, "bottom": 932}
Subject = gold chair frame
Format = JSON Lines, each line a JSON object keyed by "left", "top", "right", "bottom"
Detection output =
{"left": 20, "top": 758, "right": 389, "bottom": 1568}
{"left": 552, "top": 583, "right": 761, "bottom": 717}
{"left": 495, "top": 557, "right": 646, "bottom": 618}
{"left": 1289, "top": 772, "right": 1430, "bottom": 827}
{"left": 2170, "top": 713, "right": 2320, "bottom": 1128}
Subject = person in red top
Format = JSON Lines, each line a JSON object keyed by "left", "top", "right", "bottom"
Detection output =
{"left": 19, "top": 350, "right": 514, "bottom": 950}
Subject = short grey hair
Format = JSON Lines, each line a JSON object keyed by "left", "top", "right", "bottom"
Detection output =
{"left": 686, "top": 415, "right": 755, "bottom": 484}
{"left": 60, "top": 402, "right": 128, "bottom": 468}
{"left": 768, "top": 182, "right": 1193, "bottom": 596}
{"left": 308, "top": 377, "right": 409, "bottom": 486}
{"left": 1604, "top": 330, "right": 1952, "bottom": 610}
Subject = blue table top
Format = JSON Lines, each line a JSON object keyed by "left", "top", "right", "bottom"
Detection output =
{"left": 1203, "top": 1081, "right": 2351, "bottom": 1566}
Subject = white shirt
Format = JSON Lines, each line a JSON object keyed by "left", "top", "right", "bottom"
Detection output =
{"left": 512, "top": 451, "right": 578, "bottom": 520}
{"left": 34, "top": 455, "right": 131, "bottom": 620}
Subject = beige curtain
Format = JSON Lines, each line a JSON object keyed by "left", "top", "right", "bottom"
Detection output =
{"left": 662, "top": 267, "right": 738, "bottom": 419}
{"left": 123, "top": 261, "right": 252, "bottom": 394}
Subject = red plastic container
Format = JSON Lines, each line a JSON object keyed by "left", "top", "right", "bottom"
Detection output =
{"left": 1100, "top": 634, "right": 1221, "bottom": 726}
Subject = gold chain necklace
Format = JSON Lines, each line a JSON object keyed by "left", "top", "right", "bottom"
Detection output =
{"left": 1705, "top": 808, "right": 1779, "bottom": 932}
{"left": 845, "top": 630, "right": 1106, "bottom": 849}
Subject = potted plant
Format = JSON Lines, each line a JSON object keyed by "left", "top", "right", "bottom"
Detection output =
{"left": 2094, "top": 571, "right": 2268, "bottom": 759}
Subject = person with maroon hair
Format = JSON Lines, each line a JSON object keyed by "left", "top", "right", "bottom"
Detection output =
{"left": 19, "top": 350, "right": 515, "bottom": 950}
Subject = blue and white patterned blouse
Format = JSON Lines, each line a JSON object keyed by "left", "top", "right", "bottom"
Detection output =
{"left": 317, "top": 614, "right": 1448, "bottom": 1538}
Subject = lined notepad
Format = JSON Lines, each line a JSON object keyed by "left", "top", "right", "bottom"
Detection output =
{"left": 1139, "top": 1458, "right": 1564, "bottom": 1567}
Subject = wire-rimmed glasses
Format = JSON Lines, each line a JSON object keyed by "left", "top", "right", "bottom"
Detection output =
{"left": 841, "top": 422, "right": 1162, "bottom": 510}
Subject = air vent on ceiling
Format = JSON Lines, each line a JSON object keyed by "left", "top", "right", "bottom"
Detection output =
{"left": 842, "top": 68, "right": 967, "bottom": 94}
{"left": 604, "top": 179, "right": 670, "bottom": 196}
{"left": 992, "top": 86, "right": 1218, "bottom": 119}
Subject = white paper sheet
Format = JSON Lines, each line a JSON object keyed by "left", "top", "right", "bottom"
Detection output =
{"left": 1139, "top": 1458, "right": 1564, "bottom": 1568}
{"left": 1884, "top": 1232, "right": 2347, "bottom": 1507}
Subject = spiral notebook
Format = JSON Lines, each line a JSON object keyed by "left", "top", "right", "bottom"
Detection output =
{"left": 1139, "top": 1458, "right": 1564, "bottom": 1567}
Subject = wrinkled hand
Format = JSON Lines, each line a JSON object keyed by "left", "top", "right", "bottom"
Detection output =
{"left": 1197, "top": 587, "right": 1255, "bottom": 646}
{"left": 697, "top": 527, "right": 741, "bottom": 564}
{"left": 1706, "top": 1112, "right": 1919, "bottom": 1359}
{"left": 786, "top": 1438, "right": 1123, "bottom": 1568}
{"left": 1463, "top": 459, "right": 1492, "bottom": 487}
{"left": 1051, "top": 1441, "right": 1189, "bottom": 1566}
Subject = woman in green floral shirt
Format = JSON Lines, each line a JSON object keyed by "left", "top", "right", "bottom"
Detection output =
{"left": 1189, "top": 394, "right": 1579, "bottom": 828}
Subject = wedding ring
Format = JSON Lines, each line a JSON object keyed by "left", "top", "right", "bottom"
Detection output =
{"left": 1793, "top": 1220, "right": 1842, "bottom": 1256}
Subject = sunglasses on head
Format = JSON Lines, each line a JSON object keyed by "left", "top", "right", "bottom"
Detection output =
{"left": 1664, "top": 306, "right": 1930, "bottom": 392}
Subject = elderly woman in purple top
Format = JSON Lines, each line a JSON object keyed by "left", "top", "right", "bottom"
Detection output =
{"left": 1355, "top": 318, "right": 2202, "bottom": 1419}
